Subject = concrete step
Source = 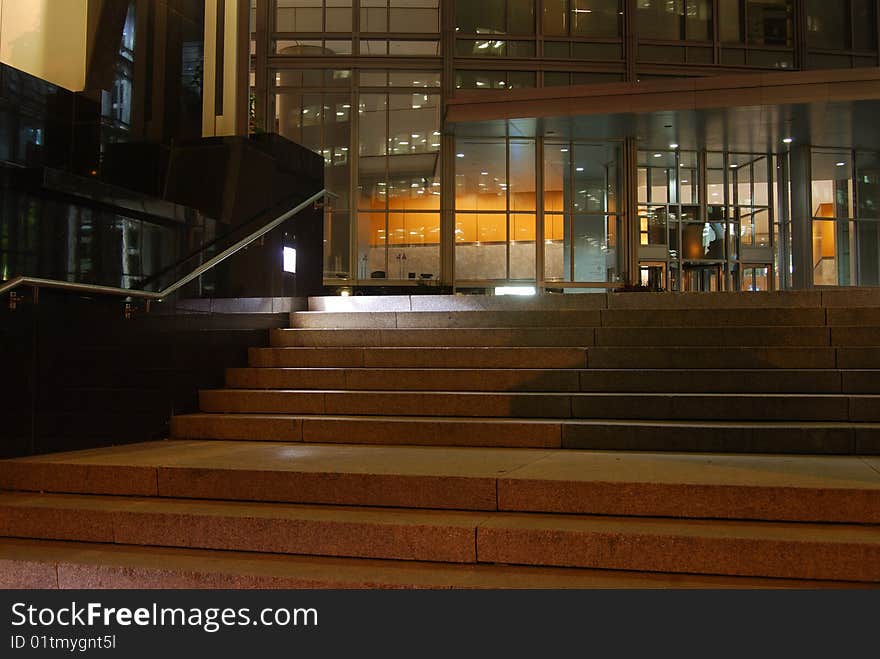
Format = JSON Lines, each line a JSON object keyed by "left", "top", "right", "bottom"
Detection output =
{"left": 0, "top": 492, "right": 877, "bottom": 582}
{"left": 249, "top": 347, "right": 588, "bottom": 369}
{"left": 599, "top": 308, "right": 826, "bottom": 327}
{"left": 0, "top": 538, "right": 853, "bottom": 589}
{"left": 290, "top": 310, "right": 604, "bottom": 329}
{"left": 595, "top": 326, "right": 832, "bottom": 347}
{"left": 271, "top": 326, "right": 877, "bottom": 348}
{"left": 2, "top": 441, "right": 878, "bottom": 523}
{"left": 198, "top": 389, "right": 879, "bottom": 422}
{"left": 272, "top": 326, "right": 852, "bottom": 347}
{"left": 831, "top": 327, "right": 880, "bottom": 346}
{"left": 226, "top": 368, "right": 876, "bottom": 394}
{"left": 839, "top": 348, "right": 880, "bottom": 368}
{"left": 307, "top": 291, "right": 838, "bottom": 313}
{"left": 290, "top": 308, "right": 828, "bottom": 330}
{"left": 171, "top": 414, "right": 563, "bottom": 448}
{"left": 0, "top": 492, "right": 480, "bottom": 564}
{"left": 586, "top": 347, "right": 837, "bottom": 369}
{"left": 474, "top": 512, "right": 880, "bottom": 583}
{"left": 171, "top": 413, "right": 880, "bottom": 454}
{"left": 828, "top": 308, "right": 880, "bottom": 326}
{"left": 271, "top": 327, "right": 596, "bottom": 348}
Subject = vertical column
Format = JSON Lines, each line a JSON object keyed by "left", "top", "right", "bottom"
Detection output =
{"left": 254, "top": 0, "right": 270, "bottom": 133}
{"left": 793, "top": 0, "right": 807, "bottom": 70}
{"left": 536, "top": 135, "right": 545, "bottom": 293}
{"left": 203, "top": 0, "right": 249, "bottom": 136}
{"left": 788, "top": 143, "right": 813, "bottom": 289}
{"left": 624, "top": 0, "right": 637, "bottom": 82}
{"left": 622, "top": 137, "right": 639, "bottom": 286}
{"left": 440, "top": 0, "right": 457, "bottom": 289}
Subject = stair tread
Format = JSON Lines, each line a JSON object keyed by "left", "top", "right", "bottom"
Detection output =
{"left": 2, "top": 492, "right": 878, "bottom": 543}
{"left": 4, "top": 440, "right": 878, "bottom": 490}
{"left": 174, "top": 412, "right": 880, "bottom": 428}
{"left": 0, "top": 538, "right": 857, "bottom": 589}
{"left": 206, "top": 388, "right": 878, "bottom": 398}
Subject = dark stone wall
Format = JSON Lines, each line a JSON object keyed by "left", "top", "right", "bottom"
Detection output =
{"left": 0, "top": 293, "right": 287, "bottom": 459}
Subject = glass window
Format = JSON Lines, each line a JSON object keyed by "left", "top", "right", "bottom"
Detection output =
{"left": 812, "top": 150, "right": 854, "bottom": 219}
{"left": 325, "top": 1, "right": 352, "bottom": 31}
{"left": 572, "top": 0, "right": 621, "bottom": 38}
{"left": 455, "top": 138, "right": 537, "bottom": 282}
{"left": 685, "top": 0, "right": 713, "bottom": 40}
{"left": 457, "top": 0, "right": 506, "bottom": 34}
{"left": 361, "top": 0, "right": 387, "bottom": 32}
{"left": 387, "top": 71, "right": 441, "bottom": 87}
{"left": 807, "top": 0, "right": 848, "bottom": 50}
{"left": 509, "top": 0, "right": 536, "bottom": 34}
{"left": 572, "top": 42, "right": 623, "bottom": 59}
{"left": 719, "top": 0, "right": 742, "bottom": 42}
{"left": 388, "top": 40, "right": 440, "bottom": 55}
{"left": 572, "top": 215, "right": 619, "bottom": 282}
{"left": 812, "top": 220, "right": 852, "bottom": 286}
{"left": 746, "top": 0, "right": 791, "bottom": 46}
{"left": 637, "top": 0, "right": 711, "bottom": 41}
{"left": 637, "top": 0, "right": 684, "bottom": 40}
{"left": 276, "top": 0, "right": 323, "bottom": 32}
{"left": 856, "top": 151, "right": 880, "bottom": 219}
{"left": 390, "top": 0, "right": 439, "bottom": 33}
{"left": 542, "top": 0, "right": 568, "bottom": 36}
{"left": 853, "top": 0, "right": 877, "bottom": 51}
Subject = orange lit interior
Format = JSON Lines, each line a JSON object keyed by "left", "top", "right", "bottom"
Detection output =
{"left": 361, "top": 190, "right": 573, "bottom": 245}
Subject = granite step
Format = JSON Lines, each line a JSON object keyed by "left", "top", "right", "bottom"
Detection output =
{"left": 270, "top": 326, "right": 859, "bottom": 348}
{"left": 290, "top": 308, "right": 829, "bottom": 330}
{"left": 169, "top": 414, "right": 880, "bottom": 454}
{"left": 0, "top": 538, "right": 857, "bottom": 589}
{"left": 598, "top": 308, "right": 827, "bottom": 327}
{"left": 170, "top": 414, "right": 563, "bottom": 448}
{"left": 305, "top": 291, "right": 831, "bottom": 312}
{"left": 249, "top": 347, "right": 588, "bottom": 369}
{"left": 250, "top": 346, "right": 871, "bottom": 370}
{"left": 2, "top": 441, "right": 878, "bottom": 523}
{"left": 586, "top": 347, "right": 837, "bottom": 369}
{"left": 225, "top": 368, "right": 875, "bottom": 394}
{"left": 290, "top": 310, "right": 604, "bottom": 329}
{"left": 0, "top": 492, "right": 876, "bottom": 582}
{"left": 271, "top": 327, "right": 597, "bottom": 348}
{"left": 595, "top": 326, "right": 832, "bottom": 347}
{"left": 197, "top": 389, "right": 879, "bottom": 422}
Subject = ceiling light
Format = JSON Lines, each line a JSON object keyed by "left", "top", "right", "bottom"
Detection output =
{"left": 481, "top": 171, "right": 489, "bottom": 175}
{"left": 653, "top": 153, "right": 662, "bottom": 158}
{"left": 456, "top": 153, "right": 465, "bottom": 158}
{"left": 576, "top": 167, "right": 584, "bottom": 172}
{"left": 669, "top": 143, "right": 679, "bottom": 149}
{"left": 783, "top": 137, "right": 793, "bottom": 144}
{"left": 836, "top": 162, "right": 847, "bottom": 167}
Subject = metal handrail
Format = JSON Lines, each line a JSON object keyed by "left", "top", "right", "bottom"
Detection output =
{"left": 0, "top": 189, "right": 329, "bottom": 303}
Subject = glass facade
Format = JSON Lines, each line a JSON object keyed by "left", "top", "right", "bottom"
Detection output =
{"left": 253, "top": 0, "right": 880, "bottom": 291}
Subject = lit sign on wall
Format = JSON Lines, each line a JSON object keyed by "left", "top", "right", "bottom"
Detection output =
{"left": 283, "top": 247, "right": 297, "bottom": 274}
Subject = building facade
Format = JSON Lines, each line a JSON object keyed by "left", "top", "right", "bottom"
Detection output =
{"left": 251, "top": 0, "right": 880, "bottom": 293}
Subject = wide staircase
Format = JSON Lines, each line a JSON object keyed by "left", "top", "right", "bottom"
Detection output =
{"left": 1, "top": 290, "right": 879, "bottom": 588}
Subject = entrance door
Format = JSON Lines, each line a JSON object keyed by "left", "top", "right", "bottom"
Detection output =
{"left": 682, "top": 263, "right": 724, "bottom": 292}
